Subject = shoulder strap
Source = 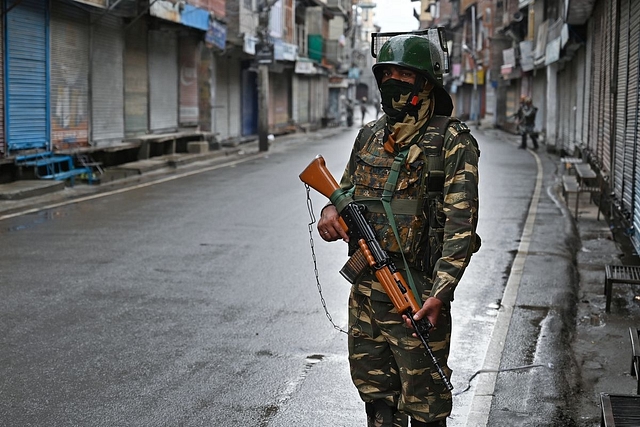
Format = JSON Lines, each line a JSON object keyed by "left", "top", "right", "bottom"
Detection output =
{"left": 421, "top": 115, "right": 471, "bottom": 195}
{"left": 356, "top": 118, "right": 385, "bottom": 150}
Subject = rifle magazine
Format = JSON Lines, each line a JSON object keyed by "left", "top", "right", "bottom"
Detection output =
{"left": 340, "top": 248, "right": 369, "bottom": 284}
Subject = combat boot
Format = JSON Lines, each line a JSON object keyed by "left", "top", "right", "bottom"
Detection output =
{"left": 411, "top": 418, "right": 446, "bottom": 427}
{"left": 365, "top": 400, "right": 408, "bottom": 427}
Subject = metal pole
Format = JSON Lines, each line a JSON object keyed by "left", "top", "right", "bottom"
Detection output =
{"left": 257, "top": 1, "right": 277, "bottom": 152}
{"left": 258, "top": 64, "right": 270, "bottom": 152}
{"left": 471, "top": 4, "right": 479, "bottom": 126}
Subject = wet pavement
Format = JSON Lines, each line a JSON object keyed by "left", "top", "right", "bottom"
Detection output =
{"left": 1, "top": 122, "right": 639, "bottom": 426}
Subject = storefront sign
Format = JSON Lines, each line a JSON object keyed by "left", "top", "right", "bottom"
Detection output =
{"left": 206, "top": 19, "right": 227, "bottom": 50}
{"left": 244, "top": 35, "right": 258, "bottom": 55}
{"left": 545, "top": 37, "right": 561, "bottom": 65}
{"left": 295, "top": 60, "right": 317, "bottom": 75}
{"left": 181, "top": 5, "right": 210, "bottom": 31}
{"left": 256, "top": 43, "right": 274, "bottom": 65}
{"left": 274, "top": 40, "right": 297, "bottom": 62}
{"left": 519, "top": 40, "right": 534, "bottom": 72}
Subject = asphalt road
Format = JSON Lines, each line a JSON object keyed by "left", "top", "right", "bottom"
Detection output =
{"left": 3, "top": 114, "right": 629, "bottom": 426}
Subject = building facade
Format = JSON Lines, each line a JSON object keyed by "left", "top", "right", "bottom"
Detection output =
{"left": 422, "top": 0, "right": 640, "bottom": 255}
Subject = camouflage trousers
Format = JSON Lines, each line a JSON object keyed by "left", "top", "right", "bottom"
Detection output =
{"left": 348, "top": 287, "right": 453, "bottom": 425}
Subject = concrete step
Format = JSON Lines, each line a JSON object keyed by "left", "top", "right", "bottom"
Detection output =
{"left": 0, "top": 180, "right": 65, "bottom": 200}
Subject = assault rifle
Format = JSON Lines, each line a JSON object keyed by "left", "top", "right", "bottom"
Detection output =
{"left": 300, "top": 155, "right": 453, "bottom": 391}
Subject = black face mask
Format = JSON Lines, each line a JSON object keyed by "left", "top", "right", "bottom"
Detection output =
{"left": 379, "top": 79, "right": 421, "bottom": 123}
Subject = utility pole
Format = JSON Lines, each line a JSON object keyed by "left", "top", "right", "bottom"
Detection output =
{"left": 256, "top": 1, "right": 277, "bottom": 152}
{"left": 470, "top": 4, "right": 480, "bottom": 127}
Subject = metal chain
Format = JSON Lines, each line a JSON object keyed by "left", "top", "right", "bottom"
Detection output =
{"left": 304, "top": 184, "right": 350, "bottom": 335}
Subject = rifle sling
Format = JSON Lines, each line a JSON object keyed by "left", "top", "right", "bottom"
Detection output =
{"left": 380, "top": 148, "right": 423, "bottom": 307}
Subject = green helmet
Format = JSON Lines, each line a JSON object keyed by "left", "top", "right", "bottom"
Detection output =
{"left": 372, "top": 33, "right": 453, "bottom": 115}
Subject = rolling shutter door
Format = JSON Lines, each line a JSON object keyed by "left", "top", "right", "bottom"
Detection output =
{"left": 5, "top": 0, "right": 48, "bottom": 152}
{"left": 589, "top": 6, "right": 602, "bottom": 154}
{"left": 630, "top": 1, "right": 640, "bottom": 254}
{"left": 241, "top": 66, "right": 258, "bottom": 136}
{"left": 0, "top": 10, "right": 4, "bottom": 155}
{"left": 149, "top": 30, "right": 178, "bottom": 132}
{"left": 179, "top": 35, "right": 198, "bottom": 127}
{"left": 616, "top": 0, "right": 632, "bottom": 213}
{"left": 559, "top": 71, "right": 571, "bottom": 153}
{"left": 268, "top": 70, "right": 291, "bottom": 130}
{"left": 90, "top": 13, "right": 124, "bottom": 145}
{"left": 297, "top": 76, "right": 310, "bottom": 124}
{"left": 124, "top": 18, "right": 148, "bottom": 136}
{"left": 50, "top": 2, "right": 89, "bottom": 149}
{"left": 600, "top": 0, "right": 615, "bottom": 176}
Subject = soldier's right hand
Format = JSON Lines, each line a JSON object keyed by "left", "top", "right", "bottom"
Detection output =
{"left": 317, "top": 205, "right": 349, "bottom": 242}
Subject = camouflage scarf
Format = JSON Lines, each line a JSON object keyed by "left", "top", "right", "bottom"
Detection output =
{"left": 380, "top": 79, "right": 435, "bottom": 154}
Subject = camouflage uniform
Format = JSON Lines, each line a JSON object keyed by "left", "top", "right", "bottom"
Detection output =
{"left": 339, "top": 115, "right": 480, "bottom": 424}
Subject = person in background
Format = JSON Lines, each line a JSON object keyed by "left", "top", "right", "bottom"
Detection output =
{"left": 360, "top": 96, "right": 368, "bottom": 125}
{"left": 317, "top": 33, "right": 480, "bottom": 427}
{"left": 373, "top": 94, "right": 381, "bottom": 119}
{"left": 516, "top": 96, "right": 539, "bottom": 150}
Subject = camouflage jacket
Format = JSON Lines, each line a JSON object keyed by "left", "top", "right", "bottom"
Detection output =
{"left": 338, "top": 115, "right": 480, "bottom": 304}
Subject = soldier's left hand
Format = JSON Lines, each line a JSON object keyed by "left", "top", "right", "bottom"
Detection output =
{"left": 403, "top": 297, "right": 443, "bottom": 332}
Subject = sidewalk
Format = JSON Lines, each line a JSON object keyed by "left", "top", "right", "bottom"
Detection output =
{"left": 477, "top": 120, "right": 640, "bottom": 426}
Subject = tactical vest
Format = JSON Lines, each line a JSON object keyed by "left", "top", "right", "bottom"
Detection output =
{"left": 351, "top": 115, "right": 472, "bottom": 274}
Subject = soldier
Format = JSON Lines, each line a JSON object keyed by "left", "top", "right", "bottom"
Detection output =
{"left": 317, "top": 33, "right": 480, "bottom": 427}
{"left": 516, "top": 97, "right": 539, "bottom": 150}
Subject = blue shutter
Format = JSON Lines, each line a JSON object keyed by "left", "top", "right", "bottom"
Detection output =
{"left": 241, "top": 65, "right": 258, "bottom": 136}
{"left": 5, "top": 0, "right": 49, "bottom": 152}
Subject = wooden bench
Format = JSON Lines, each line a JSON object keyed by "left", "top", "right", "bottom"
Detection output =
{"left": 600, "top": 393, "right": 640, "bottom": 426}
{"left": 604, "top": 265, "right": 640, "bottom": 313}
{"left": 561, "top": 161, "right": 602, "bottom": 220}
{"left": 562, "top": 175, "right": 581, "bottom": 218}
{"left": 630, "top": 327, "right": 640, "bottom": 395}
{"left": 560, "top": 156, "right": 583, "bottom": 174}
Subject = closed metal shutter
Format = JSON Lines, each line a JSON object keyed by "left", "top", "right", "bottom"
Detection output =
{"left": 589, "top": 4, "right": 603, "bottom": 155}
{"left": 310, "top": 77, "right": 324, "bottom": 125}
{"left": 90, "top": 13, "right": 124, "bottom": 145}
{"left": 630, "top": 0, "right": 640, "bottom": 254}
{"left": 5, "top": 0, "right": 48, "bottom": 152}
{"left": 558, "top": 70, "right": 571, "bottom": 153}
{"left": 212, "top": 53, "right": 228, "bottom": 141}
{"left": 240, "top": 66, "right": 258, "bottom": 136}
{"left": 212, "top": 54, "right": 241, "bottom": 141}
{"left": 228, "top": 60, "right": 242, "bottom": 139}
{"left": 50, "top": 2, "right": 89, "bottom": 150}
{"left": 197, "top": 47, "right": 212, "bottom": 132}
{"left": 179, "top": 35, "right": 199, "bottom": 127}
{"left": 0, "top": 9, "right": 4, "bottom": 155}
{"left": 124, "top": 18, "right": 148, "bottom": 136}
{"left": 600, "top": 0, "right": 615, "bottom": 176}
{"left": 615, "top": 0, "right": 631, "bottom": 213}
{"left": 268, "top": 70, "right": 291, "bottom": 130}
{"left": 297, "top": 76, "right": 310, "bottom": 124}
{"left": 149, "top": 29, "right": 178, "bottom": 132}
